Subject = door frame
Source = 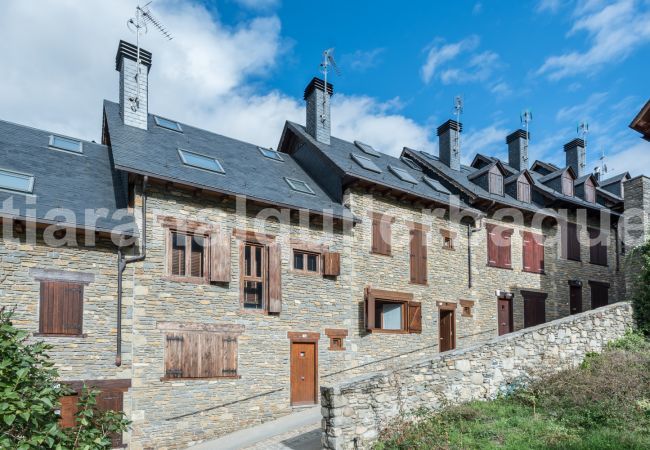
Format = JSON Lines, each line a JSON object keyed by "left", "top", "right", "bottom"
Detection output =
{"left": 497, "top": 294, "right": 513, "bottom": 336}
{"left": 437, "top": 302, "right": 456, "bottom": 352}
{"left": 287, "top": 331, "right": 319, "bottom": 406}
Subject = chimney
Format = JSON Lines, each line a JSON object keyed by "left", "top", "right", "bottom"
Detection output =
{"left": 115, "top": 40, "right": 152, "bottom": 130}
{"left": 564, "top": 138, "right": 586, "bottom": 177}
{"left": 506, "top": 129, "right": 529, "bottom": 171}
{"left": 304, "top": 77, "right": 333, "bottom": 145}
{"left": 437, "top": 120, "right": 462, "bottom": 171}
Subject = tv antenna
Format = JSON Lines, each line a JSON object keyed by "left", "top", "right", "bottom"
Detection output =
{"left": 594, "top": 148, "right": 611, "bottom": 179}
{"left": 127, "top": 2, "right": 173, "bottom": 112}
{"left": 520, "top": 109, "right": 533, "bottom": 164}
{"left": 453, "top": 95, "right": 463, "bottom": 156}
{"left": 320, "top": 48, "right": 340, "bottom": 125}
{"left": 577, "top": 120, "right": 588, "bottom": 173}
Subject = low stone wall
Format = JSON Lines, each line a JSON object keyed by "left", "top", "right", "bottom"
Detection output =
{"left": 320, "top": 302, "right": 633, "bottom": 450}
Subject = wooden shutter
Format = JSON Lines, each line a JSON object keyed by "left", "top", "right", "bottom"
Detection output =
{"left": 210, "top": 231, "right": 231, "bottom": 282}
{"left": 409, "top": 228, "right": 427, "bottom": 285}
{"left": 536, "top": 234, "right": 545, "bottom": 273}
{"left": 96, "top": 390, "right": 124, "bottom": 447}
{"left": 372, "top": 216, "right": 391, "bottom": 255}
{"left": 164, "top": 333, "right": 185, "bottom": 378}
{"left": 487, "top": 224, "right": 498, "bottom": 266}
{"left": 222, "top": 335, "right": 238, "bottom": 377}
{"left": 523, "top": 292, "right": 546, "bottom": 328}
{"left": 267, "top": 242, "right": 282, "bottom": 314}
{"left": 323, "top": 252, "right": 341, "bottom": 276}
{"left": 59, "top": 395, "right": 79, "bottom": 428}
{"left": 494, "top": 227, "right": 512, "bottom": 269}
{"left": 567, "top": 223, "right": 581, "bottom": 261}
{"left": 365, "top": 290, "right": 376, "bottom": 330}
{"left": 39, "top": 281, "right": 83, "bottom": 335}
{"left": 408, "top": 301, "right": 422, "bottom": 333}
{"left": 522, "top": 231, "right": 532, "bottom": 272}
{"left": 590, "top": 282, "right": 609, "bottom": 308}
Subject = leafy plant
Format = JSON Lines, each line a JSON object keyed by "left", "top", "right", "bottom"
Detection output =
{"left": 629, "top": 240, "right": 650, "bottom": 336}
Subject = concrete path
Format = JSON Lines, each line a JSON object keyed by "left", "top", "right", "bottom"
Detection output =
{"left": 188, "top": 406, "right": 321, "bottom": 450}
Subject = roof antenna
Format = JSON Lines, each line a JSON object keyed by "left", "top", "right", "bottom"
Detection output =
{"left": 453, "top": 95, "right": 463, "bottom": 157}
{"left": 127, "top": 2, "right": 173, "bottom": 112}
{"left": 320, "top": 48, "right": 340, "bottom": 125}
{"left": 577, "top": 120, "right": 589, "bottom": 174}
{"left": 594, "top": 148, "right": 611, "bottom": 179}
{"left": 520, "top": 109, "right": 533, "bottom": 164}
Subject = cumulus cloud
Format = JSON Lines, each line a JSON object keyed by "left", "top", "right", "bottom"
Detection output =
{"left": 420, "top": 36, "right": 480, "bottom": 84}
{"left": 461, "top": 124, "right": 510, "bottom": 162}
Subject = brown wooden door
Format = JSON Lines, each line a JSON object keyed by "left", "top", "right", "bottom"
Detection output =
{"left": 439, "top": 309, "right": 455, "bottom": 352}
{"left": 290, "top": 342, "right": 317, "bottom": 406}
{"left": 498, "top": 299, "right": 513, "bottom": 336}
{"left": 570, "top": 285, "right": 582, "bottom": 315}
{"left": 523, "top": 294, "right": 546, "bottom": 328}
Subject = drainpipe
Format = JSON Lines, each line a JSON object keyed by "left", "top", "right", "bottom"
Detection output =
{"left": 467, "top": 217, "right": 483, "bottom": 289}
{"left": 614, "top": 223, "right": 620, "bottom": 272}
{"left": 116, "top": 176, "right": 148, "bottom": 367}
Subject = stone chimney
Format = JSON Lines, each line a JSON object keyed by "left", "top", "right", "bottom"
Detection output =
{"left": 437, "top": 120, "right": 462, "bottom": 171}
{"left": 304, "top": 77, "right": 333, "bottom": 145}
{"left": 506, "top": 129, "right": 529, "bottom": 171}
{"left": 564, "top": 138, "right": 586, "bottom": 177}
{"left": 115, "top": 40, "right": 152, "bottom": 130}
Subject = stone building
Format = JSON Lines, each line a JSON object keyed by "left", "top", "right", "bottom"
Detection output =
{"left": 0, "top": 40, "right": 646, "bottom": 449}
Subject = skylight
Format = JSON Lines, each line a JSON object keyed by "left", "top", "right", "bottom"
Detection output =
{"left": 400, "top": 157, "right": 421, "bottom": 171}
{"left": 354, "top": 140, "right": 380, "bottom": 157}
{"left": 423, "top": 176, "right": 451, "bottom": 195}
{"left": 49, "top": 135, "right": 83, "bottom": 154}
{"left": 389, "top": 165, "right": 419, "bottom": 184}
{"left": 154, "top": 116, "right": 183, "bottom": 133}
{"left": 351, "top": 153, "right": 382, "bottom": 173}
{"left": 178, "top": 149, "right": 224, "bottom": 174}
{"left": 258, "top": 146, "right": 284, "bottom": 162}
{"left": 0, "top": 168, "right": 34, "bottom": 193}
{"left": 284, "top": 177, "right": 315, "bottom": 195}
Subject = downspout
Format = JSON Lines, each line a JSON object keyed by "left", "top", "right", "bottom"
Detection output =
{"left": 116, "top": 175, "right": 148, "bottom": 367}
{"left": 614, "top": 223, "right": 620, "bottom": 272}
{"left": 466, "top": 218, "right": 483, "bottom": 289}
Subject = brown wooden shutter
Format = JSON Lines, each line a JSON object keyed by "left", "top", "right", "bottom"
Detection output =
{"left": 409, "top": 229, "right": 427, "bottom": 284}
{"left": 210, "top": 231, "right": 231, "bottom": 282}
{"left": 323, "top": 252, "right": 341, "bottom": 276}
{"left": 380, "top": 220, "right": 391, "bottom": 255}
{"left": 408, "top": 301, "right": 422, "bottom": 333}
{"left": 365, "top": 289, "right": 376, "bottom": 330}
{"left": 567, "top": 223, "right": 581, "bottom": 261}
{"left": 501, "top": 230, "right": 512, "bottom": 268}
{"left": 523, "top": 292, "right": 546, "bottom": 328}
{"left": 372, "top": 216, "right": 391, "bottom": 255}
{"left": 487, "top": 224, "right": 497, "bottom": 266}
{"left": 164, "top": 333, "right": 185, "bottom": 378}
{"left": 222, "top": 335, "right": 238, "bottom": 377}
{"left": 536, "top": 234, "right": 545, "bottom": 273}
{"left": 40, "top": 281, "right": 83, "bottom": 335}
{"left": 59, "top": 395, "right": 79, "bottom": 428}
{"left": 267, "top": 242, "right": 282, "bottom": 314}
{"left": 522, "top": 231, "right": 532, "bottom": 272}
{"left": 371, "top": 218, "right": 379, "bottom": 253}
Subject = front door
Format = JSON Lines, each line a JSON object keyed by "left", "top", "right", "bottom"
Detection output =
{"left": 290, "top": 342, "right": 317, "bottom": 406}
{"left": 498, "top": 298, "right": 513, "bottom": 335}
{"left": 570, "top": 285, "right": 582, "bottom": 315}
{"left": 439, "top": 309, "right": 455, "bottom": 352}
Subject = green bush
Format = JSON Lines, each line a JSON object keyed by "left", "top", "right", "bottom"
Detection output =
{"left": 0, "top": 307, "right": 129, "bottom": 449}
{"left": 629, "top": 241, "right": 650, "bottom": 336}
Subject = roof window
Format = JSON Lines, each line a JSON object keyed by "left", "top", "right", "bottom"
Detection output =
{"left": 178, "top": 149, "right": 224, "bottom": 174}
{"left": 351, "top": 153, "right": 382, "bottom": 173}
{"left": 258, "top": 146, "right": 284, "bottom": 162}
{"left": 154, "top": 116, "right": 183, "bottom": 133}
{"left": 354, "top": 141, "right": 380, "bottom": 157}
{"left": 388, "top": 165, "right": 418, "bottom": 184}
{"left": 423, "top": 176, "right": 451, "bottom": 195}
{"left": 0, "top": 168, "right": 34, "bottom": 193}
{"left": 49, "top": 135, "right": 83, "bottom": 154}
{"left": 284, "top": 177, "right": 315, "bottom": 195}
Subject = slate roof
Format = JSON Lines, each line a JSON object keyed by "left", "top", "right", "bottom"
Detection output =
{"left": 600, "top": 172, "right": 630, "bottom": 186}
{"left": 103, "top": 101, "right": 350, "bottom": 220}
{"left": 0, "top": 118, "right": 132, "bottom": 235}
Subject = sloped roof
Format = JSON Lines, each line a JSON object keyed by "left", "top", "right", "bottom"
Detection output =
{"left": 600, "top": 171, "right": 631, "bottom": 186}
{"left": 0, "top": 118, "right": 133, "bottom": 235}
{"left": 103, "top": 101, "right": 350, "bottom": 220}
{"left": 574, "top": 173, "right": 599, "bottom": 187}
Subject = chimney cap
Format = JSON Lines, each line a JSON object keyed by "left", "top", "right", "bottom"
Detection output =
{"left": 506, "top": 129, "right": 529, "bottom": 144}
{"left": 115, "top": 40, "right": 152, "bottom": 73}
{"left": 563, "top": 138, "right": 585, "bottom": 151}
{"left": 436, "top": 119, "right": 462, "bottom": 136}
{"left": 303, "top": 77, "right": 334, "bottom": 100}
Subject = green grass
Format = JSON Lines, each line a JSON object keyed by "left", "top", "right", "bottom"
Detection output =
{"left": 375, "top": 331, "right": 650, "bottom": 450}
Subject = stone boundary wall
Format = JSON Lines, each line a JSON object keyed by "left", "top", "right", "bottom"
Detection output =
{"left": 320, "top": 302, "right": 633, "bottom": 450}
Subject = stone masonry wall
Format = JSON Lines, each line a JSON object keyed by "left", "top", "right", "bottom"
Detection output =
{"left": 320, "top": 302, "right": 633, "bottom": 450}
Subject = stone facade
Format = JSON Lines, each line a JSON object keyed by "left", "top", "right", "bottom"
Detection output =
{"left": 320, "top": 302, "right": 633, "bottom": 450}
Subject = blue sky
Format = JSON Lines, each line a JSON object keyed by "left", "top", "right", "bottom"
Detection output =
{"left": 1, "top": 0, "right": 649, "bottom": 176}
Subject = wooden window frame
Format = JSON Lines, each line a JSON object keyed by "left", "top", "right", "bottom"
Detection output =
{"left": 369, "top": 212, "right": 395, "bottom": 256}
{"left": 325, "top": 328, "right": 348, "bottom": 351}
{"left": 440, "top": 228, "right": 457, "bottom": 250}
{"left": 240, "top": 241, "right": 268, "bottom": 312}
{"left": 364, "top": 288, "right": 421, "bottom": 334}
{"left": 166, "top": 230, "right": 209, "bottom": 284}
{"left": 487, "top": 223, "right": 513, "bottom": 269}
{"left": 459, "top": 299, "right": 474, "bottom": 317}
{"left": 292, "top": 249, "right": 321, "bottom": 275}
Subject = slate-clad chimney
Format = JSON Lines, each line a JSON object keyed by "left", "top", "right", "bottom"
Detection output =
{"left": 115, "top": 40, "right": 152, "bottom": 130}
{"left": 304, "top": 77, "right": 333, "bottom": 145}
{"left": 437, "top": 120, "right": 462, "bottom": 171}
{"left": 506, "top": 129, "right": 530, "bottom": 171}
{"left": 564, "top": 138, "right": 586, "bottom": 177}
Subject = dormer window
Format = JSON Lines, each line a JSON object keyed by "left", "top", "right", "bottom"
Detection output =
{"left": 488, "top": 167, "right": 504, "bottom": 196}
{"left": 517, "top": 179, "right": 531, "bottom": 203}
{"left": 562, "top": 172, "right": 574, "bottom": 196}
{"left": 584, "top": 178, "right": 596, "bottom": 203}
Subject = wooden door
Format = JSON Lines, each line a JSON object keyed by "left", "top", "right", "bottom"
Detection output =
{"left": 498, "top": 299, "right": 513, "bottom": 336}
{"left": 290, "top": 342, "right": 317, "bottom": 406}
{"left": 570, "top": 285, "right": 582, "bottom": 315}
{"left": 439, "top": 309, "right": 455, "bottom": 352}
{"left": 523, "top": 295, "right": 546, "bottom": 328}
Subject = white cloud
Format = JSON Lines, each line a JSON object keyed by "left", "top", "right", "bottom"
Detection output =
{"left": 462, "top": 124, "right": 510, "bottom": 162}
{"left": 605, "top": 139, "right": 650, "bottom": 177}
{"left": 0, "top": 0, "right": 436, "bottom": 157}
{"left": 538, "top": 0, "right": 650, "bottom": 80}
{"left": 233, "top": 0, "right": 280, "bottom": 11}
{"left": 341, "top": 48, "right": 385, "bottom": 72}
{"left": 536, "top": 0, "right": 564, "bottom": 13}
{"left": 420, "top": 36, "right": 480, "bottom": 84}
{"left": 555, "top": 92, "right": 608, "bottom": 121}
{"left": 439, "top": 50, "right": 500, "bottom": 84}
{"left": 490, "top": 81, "right": 512, "bottom": 97}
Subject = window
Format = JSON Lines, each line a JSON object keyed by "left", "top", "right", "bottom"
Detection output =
{"left": 585, "top": 178, "right": 596, "bottom": 202}
{"left": 178, "top": 149, "right": 225, "bottom": 173}
{"left": 562, "top": 222, "right": 581, "bottom": 261}
{"left": 370, "top": 213, "right": 393, "bottom": 256}
{"left": 522, "top": 231, "right": 545, "bottom": 274}
{"left": 440, "top": 228, "right": 456, "bottom": 250}
{"left": 351, "top": 153, "right": 382, "bottom": 173}
{"left": 39, "top": 281, "right": 84, "bottom": 335}
{"left": 522, "top": 291, "right": 547, "bottom": 328}
{"left": 154, "top": 115, "right": 183, "bottom": 132}
{"left": 325, "top": 328, "right": 348, "bottom": 351}
{"left": 168, "top": 231, "right": 206, "bottom": 281}
{"left": 293, "top": 250, "right": 320, "bottom": 274}
{"left": 489, "top": 169, "right": 504, "bottom": 195}
{"left": 239, "top": 239, "right": 282, "bottom": 313}
{"left": 0, "top": 168, "right": 34, "bottom": 193}
{"left": 588, "top": 227, "right": 608, "bottom": 266}
{"left": 459, "top": 300, "right": 474, "bottom": 317}
{"left": 562, "top": 172, "right": 574, "bottom": 196}
{"left": 164, "top": 331, "right": 239, "bottom": 379}
{"left": 364, "top": 288, "right": 421, "bottom": 334}
{"left": 589, "top": 281, "right": 609, "bottom": 309}
{"left": 258, "top": 146, "right": 284, "bottom": 161}
{"left": 388, "top": 165, "right": 419, "bottom": 184}
{"left": 354, "top": 140, "right": 380, "bottom": 157}
{"left": 423, "top": 176, "right": 451, "bottom": 194}
{"left": 49, "top": 135, "right": 83, "bottom": 154}
{"left": 487, "top": 223, "right": 513, "bottom": 269}
{"left": 517, "top": 179, "right": 531, "bottom": 203}
{"left": 243, "top": 243, "right": 265, "bottom": 309}
{"left": 284, "top": 177, "right": 315, "bottom": 195}
{"left": 409, "top": 226, "right": 427, "bottom": 285}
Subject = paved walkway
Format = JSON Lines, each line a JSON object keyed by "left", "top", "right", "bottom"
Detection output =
{"left": 188, "top": 406, "right": 322, "bottom": 450}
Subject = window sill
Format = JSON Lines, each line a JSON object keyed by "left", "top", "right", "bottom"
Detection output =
{"left": 160, "top": 376, "right": 241, "bottom": 382}
{"left": 566, "top": 257, "right": 582, "bottom": 262}
{"left": 370, "top": 251, "right": 392, "bottom": 257}
{"left": 523, "top": 269, "right": 546, "bottom": 275}
{"left": 33, "top": 333, "right": 87, "bottom": 338}
{"left": 164, "top": 275, "right": 209, "bottom": 285}
{"left": 589, "top": 262, "right": 608, "bottom": 267}
{"left": 290, "top": 269, "right": 322, "bottom": 277}
{"left": 409, "top": 281, "right": 429, "bottom": 286}
{"left": 367, "top": 329, "right": 409, "bottom": 334}
{"left": 328, "top": 347, "right": 346, "bottom": 351}
{"left": 441, "top": 246, "right": 455, "bottom": 251}
{"left": 486, "top": 264, "right": 513, "bottom": 270}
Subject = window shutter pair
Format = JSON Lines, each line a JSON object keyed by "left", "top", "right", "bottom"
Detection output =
{"left": 588, "top": 227, "right": 608, "bottom": 265}
{"left": 371, "top": 216, "right": 392, "bottom": 255}
{"left": 323, "top": 252, "right": 341, "bottom": 276}
{"left": 209, "top": 231, "right": 231, "bottom": 282}
{"left": 39, "top": 281, "right": 83, "bottom": 335}
{"left": 409, "top": 228, "right": 427, "bottom": 285}
{"left": 164, "top": 331, "right": 239, "bottom": 378}
{"left": 523, "top": 232, "right": 544, "bottom": 273}
{"left": 364, "top": 289, "right": 421, "bottom": 333}
{"left": 487, "top": 224, "right": 512, "bottom": 268}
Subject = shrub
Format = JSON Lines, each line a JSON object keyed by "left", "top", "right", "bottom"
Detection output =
{"left": 629, "top": 241, "right": 650, "bottom": 336}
